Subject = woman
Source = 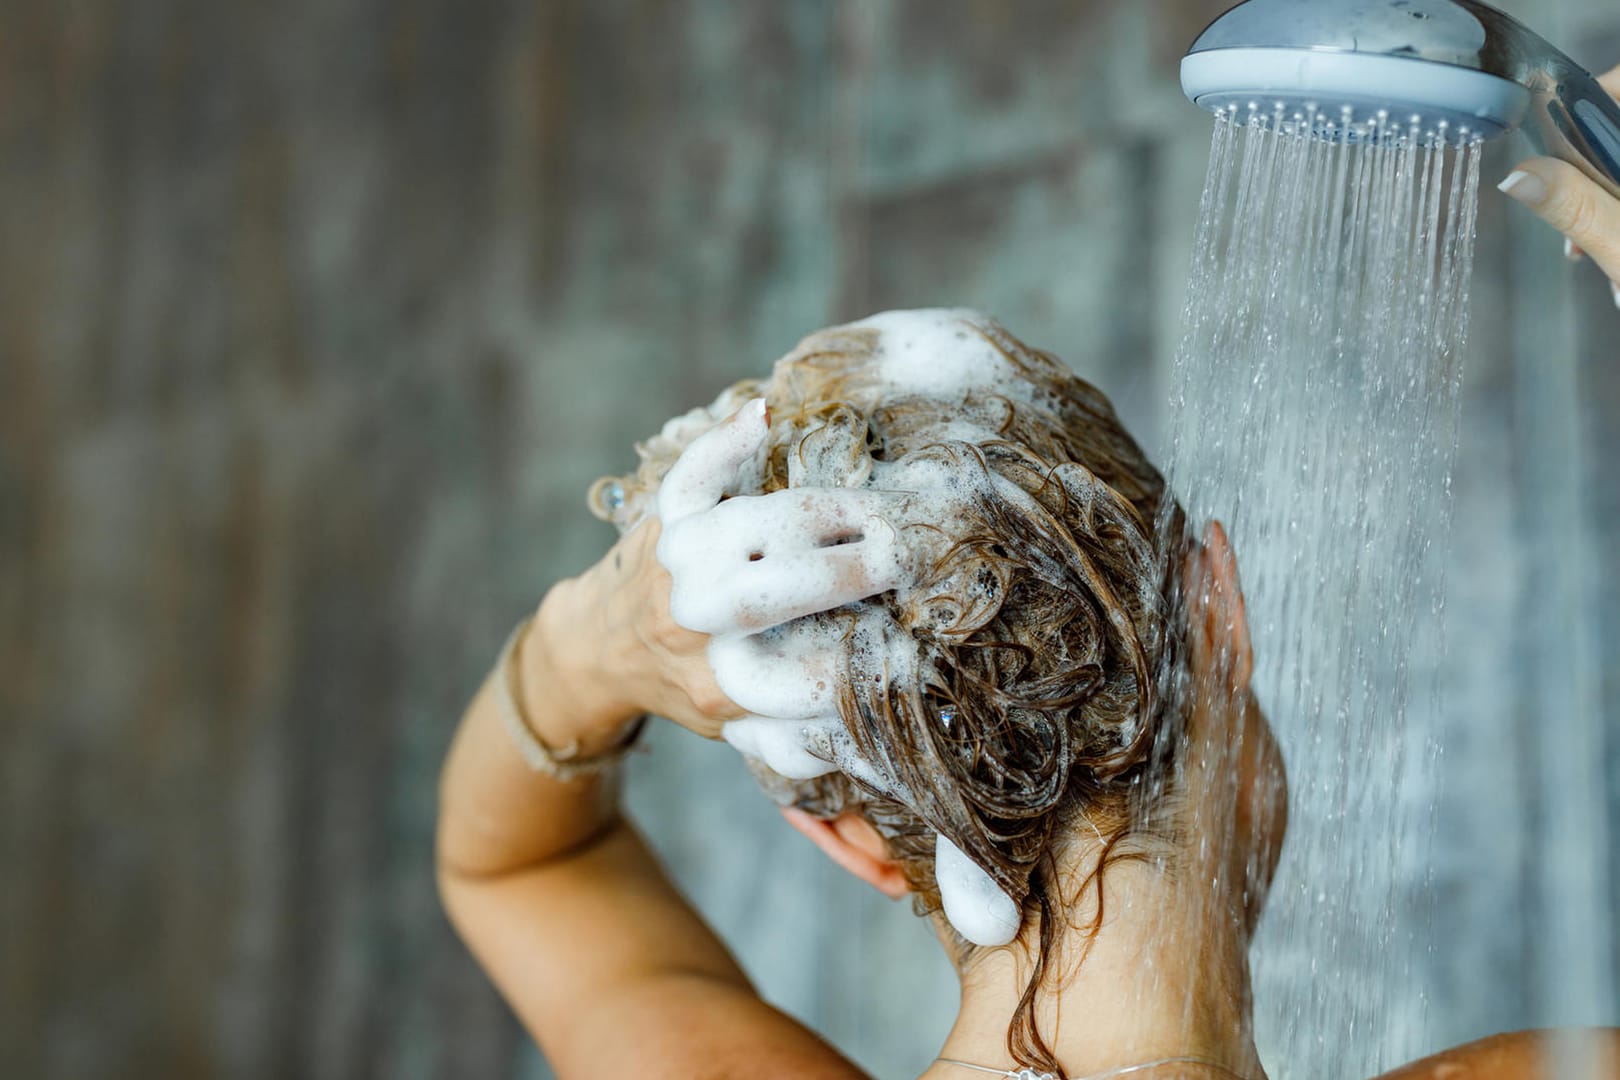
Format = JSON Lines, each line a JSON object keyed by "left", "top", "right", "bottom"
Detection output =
{"left": 435, "top": 83, "right": 1620, "bottom": 1070}
{"left": 438, "top": 306, "right": 1285, "bottom": 1080}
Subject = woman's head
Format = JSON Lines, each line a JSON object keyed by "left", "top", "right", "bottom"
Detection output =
{"left": 592, "top": 309, "right": 1195, "bottom": 1070}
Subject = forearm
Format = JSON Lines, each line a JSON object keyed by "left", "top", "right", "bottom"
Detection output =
{"left": 432, "top": 571, "right": 789, "bottom": 1074}
{"left": 428, "top": 433, "right": 877, "bottom": 1076}
{"left": 436, "top": 578, "right": 643, "bottom": 879}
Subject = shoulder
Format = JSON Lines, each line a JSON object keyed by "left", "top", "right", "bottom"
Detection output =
{"left": 1370, "top": 1029, "right": 1619, "bottom": 1080}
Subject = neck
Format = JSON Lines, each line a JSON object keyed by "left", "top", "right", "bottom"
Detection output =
{"left": 924, "top": 848, "right": 1266, "bottom": 1080}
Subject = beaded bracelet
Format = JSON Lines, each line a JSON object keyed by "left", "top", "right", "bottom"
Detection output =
{"left": 495, "top": 615, "right": 647, "bottom": 780}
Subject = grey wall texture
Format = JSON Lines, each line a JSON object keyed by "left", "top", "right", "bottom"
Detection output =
{"left": 1, "top": 2, "right": 1616, "bottom": 1078}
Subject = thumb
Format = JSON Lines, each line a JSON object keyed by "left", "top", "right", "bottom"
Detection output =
{"left": 1498, "top": 157, "right": 1620, "bottom": 293}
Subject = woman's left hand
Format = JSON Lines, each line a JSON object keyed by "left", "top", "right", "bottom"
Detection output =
{"left": 1498, "top": 62, "right": 1620, "bottom": 305}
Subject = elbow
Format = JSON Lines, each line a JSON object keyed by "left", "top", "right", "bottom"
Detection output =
{"left": 434, "top": 817, "right": 514, "bottom": 948}
{"left": 434, "top": 818, "right": 481, "bottom": 928}
{"left": 434, "top": 809, "right": 628, "bottom": 889}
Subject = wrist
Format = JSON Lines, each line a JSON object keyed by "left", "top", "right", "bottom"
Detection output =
{"left": 525, "top": 581, "right": 644, "bottom": 753}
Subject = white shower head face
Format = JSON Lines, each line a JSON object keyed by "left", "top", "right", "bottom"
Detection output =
{"left": 1181, "top": 46, "right": 1530, "bottom": 143}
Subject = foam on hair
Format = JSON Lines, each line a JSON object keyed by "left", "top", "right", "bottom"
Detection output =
{"left": 590, "top": 309, "right": 1178, "bottom": 957}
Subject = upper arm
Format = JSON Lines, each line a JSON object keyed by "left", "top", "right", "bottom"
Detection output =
{"left": 439, "top": 821, "right": 871, "bottom": 1080}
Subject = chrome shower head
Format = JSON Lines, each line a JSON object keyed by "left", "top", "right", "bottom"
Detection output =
{"left": 1182, "top": 0, "right": 1620, "bottom": 198}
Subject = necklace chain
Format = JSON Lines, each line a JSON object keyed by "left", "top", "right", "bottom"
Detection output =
{"left": 933, "top": 1054, "right": 1260, "bottom": 1080}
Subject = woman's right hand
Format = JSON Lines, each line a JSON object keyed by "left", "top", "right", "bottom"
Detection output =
{"left": 1497, "top": 62, "right": 1620, "bottom": 304}
{"left": 535, "top": 518, "right": 745, "bottom": 744}
{"left": 536, "top": 397, "right": 918, "bottom": 744}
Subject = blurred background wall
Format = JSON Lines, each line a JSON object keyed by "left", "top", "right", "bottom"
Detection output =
{"left": 2, "top": 1, "right": 1616, "bottom": 1077}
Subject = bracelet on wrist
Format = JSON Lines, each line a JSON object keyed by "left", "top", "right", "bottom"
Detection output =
{"left": 494, "top": 615, "right": 647, "bottom": 781}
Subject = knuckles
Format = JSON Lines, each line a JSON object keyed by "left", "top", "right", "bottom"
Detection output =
{"left": 647, "top": 604, "right": 688, "bottom": 650}
{"left": 666, "top": 586, "right": 730, "bottom": 638}
{"left": 685, "top": 678, "right": 736, "bottom": 721}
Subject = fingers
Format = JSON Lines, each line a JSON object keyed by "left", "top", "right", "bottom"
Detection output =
{"left": 1498, "top": 157, "right": 1620, "bottom": 297}
{"left": 656, "top": 397, "right": 770, "bottom": 524}
{"left": 668, "top": 527, "right": 903, "bottom": 635}
{"left": 656, "top": 411, "right": 921, "bottom": 635}
{"left": 679, "top": 484, "right": 897, "bottom": 543}
{"left": 1552, "top": 65, "right": 1617, "bottom": 271}
{"left": 725, "top": 711, "right": 894, "bottom": 794}
{"left": 721, "top": 715, "right": 844, "bottom": 779}
{"left": 1600, "top": 63, "right": 1620, "bottom": 99}
{"left": 708, "top": 616, "right": 843, "bottom": 719}
{"left": 658, "top": 488, "right": 913, "bottom": 635}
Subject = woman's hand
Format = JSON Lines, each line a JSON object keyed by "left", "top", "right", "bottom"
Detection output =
{"left": 536, "top": 519, "right": 745, "bottom": 743}
{"left": 1497, "top": 63, "right": 1620, "bottom": 304}
{"left": 534, "top": 396, "right": 916, "bottom": 743}
{"left": 439, "top": 443, "right": 875, "bottom": 1080}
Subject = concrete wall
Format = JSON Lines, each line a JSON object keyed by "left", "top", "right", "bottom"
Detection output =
{"left": 2, "top": 2, "right": 1615, "bottom": 1077}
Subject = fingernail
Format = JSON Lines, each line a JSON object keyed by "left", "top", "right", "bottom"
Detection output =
{"left": 1564, "top": 237, "right": 1585, "bottom": 262}
{"left": 1498, "top": 170, "right": 1548, "bottom": 205}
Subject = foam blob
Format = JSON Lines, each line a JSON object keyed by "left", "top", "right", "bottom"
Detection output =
{"left": 850, "top": 308, "right": 1035, "bottom": 403}
{"left": 935, "top": 833, "right": 1022, "bottom": 948}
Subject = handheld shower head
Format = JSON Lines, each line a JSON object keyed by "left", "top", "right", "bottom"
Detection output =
{"left": 1182, "top": 0, "right": 1620, "bottom": 198}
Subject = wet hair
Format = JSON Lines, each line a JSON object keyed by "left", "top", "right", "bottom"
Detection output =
{"left": 592, "top": 315, "right": 1187, "bottom": 1078}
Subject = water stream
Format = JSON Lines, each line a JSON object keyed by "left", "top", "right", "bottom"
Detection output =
{"left": 1164, "top": 107, "right": 1482, "bottom": 1078}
